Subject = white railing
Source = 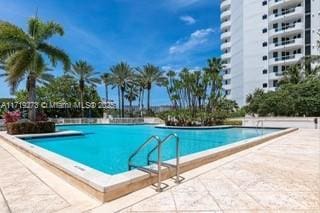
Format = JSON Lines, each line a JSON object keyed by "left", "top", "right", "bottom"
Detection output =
{"left": 109, "top": 117, "right": 144, "bottom": 124}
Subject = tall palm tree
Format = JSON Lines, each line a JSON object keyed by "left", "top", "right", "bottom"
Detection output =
{"left": 101, "top": 73, "right": 112, "bottom": 101}
{"left": 137, "top": 64, "right": 164, "bottom": 113}
{"left": 203, "top": 57, "right": 225, "bottom": 111}
{"left": 110, "top": 62, "right": 133, "bottom": 117}
{"left": 0, "top": 18, "right": 70, "bottom": 120}
{"left": 69, "top": 60, "right": 100, "bottom": 117}
{"left": 135, "top": 67, "right": 147, "bottom": 117}
{"left": 125, "top": 82, "right": 139, "bottom": 117}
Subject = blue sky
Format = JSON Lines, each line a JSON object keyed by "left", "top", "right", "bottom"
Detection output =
{"left": 0, "top": 0, "right": 221, "bottom": 105}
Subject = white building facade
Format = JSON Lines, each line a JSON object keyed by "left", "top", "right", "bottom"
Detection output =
{"left": 220, "top": 0, "right": 320, "bottom": 106}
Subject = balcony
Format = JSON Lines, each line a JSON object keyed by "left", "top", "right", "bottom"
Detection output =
{"left": 222, "top": 84, "right": 232, "bottom": 90}
{"left": 269, "top": 6, "right": 304, "bottom": 23}
{"left": 221, "top": 31, "right": 231, "bottom": 40}
{"left": 269, "top": 22, "right": 303, "bottom": 37}
{"left": 221, "top": 41, "right": 231, "bottom": 50}
{"left": 269, "top": 72, "right": 283, "bottom": 80}
{"left": 221, "top": 52, "right": 231, "bottom": 59}
{"left": 269, "top": 0, "right": 302, "bottom": 10}
{"left": 269, "top": 38, "right": 303, "bottom": 51}
{"left": 223, "top": 73, "right": 232, "bottom": 80}
{"left": 269, "top": 53, "right": 303, "bottom": 65}
{"left": 220, "top": 9, "right": 231, "bottom": 19}
{"left": 223, "top": 63, "right": 231, "bottom": 69}
{"left": 220, "top": 0, "right": 231, "bottom": 10}
{"left": 221, "top": 19, "right": 231, "bottom": 30}
{"left": 267, "top": 87, "right": 277, "bottom": 92}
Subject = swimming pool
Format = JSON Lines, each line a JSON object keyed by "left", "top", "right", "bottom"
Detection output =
{"left": 25, "top": 125, "right": 280, "bottom": 175}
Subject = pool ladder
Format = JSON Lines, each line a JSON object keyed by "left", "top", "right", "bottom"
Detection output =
{"left": 256, "top": 120, "right": 264, "bottom": 135}
{"left": 128, "top": 133, "right": 182, "bottom": 192}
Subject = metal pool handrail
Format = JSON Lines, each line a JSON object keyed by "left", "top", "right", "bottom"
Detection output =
{"left": 128, "top": 133, "right": 182, "bottom": 192}
{"left": 128, "top": 135, "right": 161, "bottom": 169}
{"left": 128, "top": 135, "right": 163, "bottom": 192}
{"left": 256, "top": 120, "right": 264, "bottom": 135}
{"left": 147, "top": 133, "right": 181, "bottom": 184}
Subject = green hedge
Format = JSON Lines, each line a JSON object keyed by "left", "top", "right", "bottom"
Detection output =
{"left": 6, "top": 121, "right": 55, "bottom": 135}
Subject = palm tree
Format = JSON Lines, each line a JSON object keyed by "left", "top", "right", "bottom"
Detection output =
{"left": 69, "top": 60, "right": 100, "bottom": 117}
{"left": 101, "top": 73, "right": 112, "bottom": 101}
{"left": 125, "top": 82, "right": 139, "bottom": 117}
{"left": 0, "top": 18, "right": 70, "bottom": 120}
{"left": 135, "top": 67, "right": 147, "bottom": 117}
{"left": 137, "top": 64, "right": 165, "bottom": 113}
{"left": 110, "top": 62, "right": 133, "bottom": 118}
{"left": 203, "top": 57, "right": 225, "bottom": 111}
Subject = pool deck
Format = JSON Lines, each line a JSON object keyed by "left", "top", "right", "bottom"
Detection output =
{"left": 0, "top": 129, "right": 319, "bottom": 212}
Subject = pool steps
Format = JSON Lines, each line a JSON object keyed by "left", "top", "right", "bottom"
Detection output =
{"left": 128, "top": 133, "right": 182, "bottom": 192}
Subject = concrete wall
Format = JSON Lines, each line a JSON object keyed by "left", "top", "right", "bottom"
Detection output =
{"left": 242, "top": 117, "right": 320, "bottom": 129}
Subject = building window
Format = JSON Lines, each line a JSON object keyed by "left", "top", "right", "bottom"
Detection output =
{"left": 262, "top": 69, "right": 268, "bottom": 74}
{"left": 273, "top": 66, "right": 278, "bottom": 73}
{"left": 262, "top": 42, "right": 268, "bottom": 47}
{"left": 263, "top": 83, "right": 268, "bottom": 88}
{"left": 262, "top": 14, "right": 267, "bottom": 20}
{"left": 262, "top": 28, "right": 267, "bottom": 33}
{"left": 273, "top": 80, "right": 279, "bottom": 87}
{"left": 262, "top": 56, "right": 267, "bottom": 61}
{"left": 262, "top": 1, "right": 267, "bottom": 6}
{"left": 273, "top": 52, "right": 278, "bottom": 58}
{"left": 226, "top": 90, "right": 231, "bottom": 95}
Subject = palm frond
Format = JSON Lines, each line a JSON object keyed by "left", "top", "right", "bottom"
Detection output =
{"left": 0, "top": 21, "right": 32, "bottom": 46}
{"left": 6, "top": 49, "right": 33, "bottom": 84}
{"left": 39, "top": 21, "right": 64, "bottom": 40}
{"left": 38, "top": 42, "right": 70, "bottom": 71}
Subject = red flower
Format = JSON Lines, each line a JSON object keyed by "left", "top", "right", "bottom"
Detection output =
{"left": 3, "top": 111, "right": 21, "bottom": 124}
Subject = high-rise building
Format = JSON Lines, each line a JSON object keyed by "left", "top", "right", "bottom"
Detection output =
{"left": 220, "top": 0, "right": 320, "bottom": 106}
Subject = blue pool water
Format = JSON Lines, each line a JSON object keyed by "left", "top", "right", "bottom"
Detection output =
{"left": 25, "top": 125, "right": 280, "bottom": 174}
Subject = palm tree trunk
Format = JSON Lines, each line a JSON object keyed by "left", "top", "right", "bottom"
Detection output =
{"left": 138, "top": 89, "right": 141, "bottom": 117}
{"left": 129, "top": 100, "right": 132, "bottom": 117}
{"left": 147, "top": 88, "right": 151, "bottom": 112}
{"left": 121, "top": 86, "right": 125, "bottom": 118}
{"left": 141, "top": 89, "right": 144, "bottom": 117}
{"left": 117, "top": 86, "right": 121, "bottom": 117}
{"left": 27, "top": 75, "right": 37, "bottom": 121}
{"left": 79, "top": 79, "right": 85, "bottom": 117}
{"left": 105, "top": 84, "right": 109, "bottom": 101}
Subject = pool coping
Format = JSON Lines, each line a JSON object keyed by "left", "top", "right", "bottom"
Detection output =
{"left": 155, "top": 124, "right": 233, "bottom": 129}
{"left": 15, "top": 130, "right": 84, "bottom": 139}
{"left": 0, "top": 127, "right": 297, "bottom": 202}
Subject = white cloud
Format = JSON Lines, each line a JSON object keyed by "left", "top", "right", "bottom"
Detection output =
{"left": 173, "top": 0, "right": 201, "bottom": 7}
{"left": 180, "top": 15, "right": 196, "bottom": 25}
{"left": 169, "top": 28, "right": 215, "bottom": 54}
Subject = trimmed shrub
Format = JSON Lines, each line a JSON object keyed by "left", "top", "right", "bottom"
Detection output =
{"left": 35, "top": 121, "right": 55, "bottom": 133}
{"left": 6, "top": 121, "right": 55, "bottom": 135}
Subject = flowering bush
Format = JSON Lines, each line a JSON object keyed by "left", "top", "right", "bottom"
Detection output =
{"left": 3, "top": 111, "right": 21, "bottom": 124}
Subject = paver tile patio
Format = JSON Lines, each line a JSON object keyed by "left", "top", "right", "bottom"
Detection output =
{"left": 0, "top": 129, "right": 319, "bottom": 212}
